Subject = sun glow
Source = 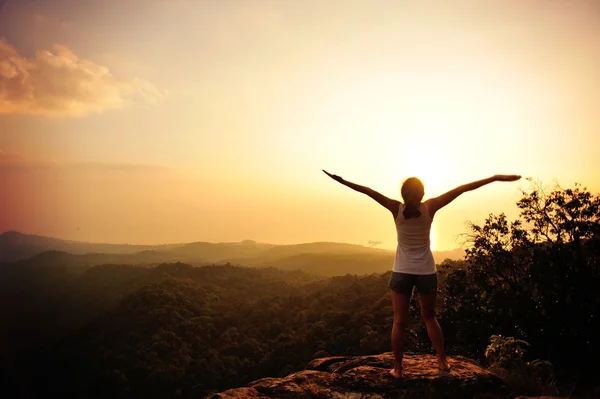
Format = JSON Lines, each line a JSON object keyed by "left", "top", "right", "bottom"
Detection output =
{"left": 429, "top": 227, "right": 437, "bottom": 251}
{"left": 312, "top": 67, "right": 503, "bottom": 200}
{"left": 397, "top": 145, "right": 454, "bottom": 198}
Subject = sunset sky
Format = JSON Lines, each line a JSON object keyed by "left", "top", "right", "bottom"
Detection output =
{"left": 1, "top": 0, "right": 599, "bottom": 251}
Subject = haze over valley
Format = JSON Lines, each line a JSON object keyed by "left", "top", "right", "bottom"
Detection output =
{"left": 0, "top": 231, "right": 465, "bottom": 276}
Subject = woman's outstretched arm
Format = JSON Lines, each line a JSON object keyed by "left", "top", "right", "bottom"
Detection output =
{"left": 426, "top": 174, "right": 521, "bottom": 217}
{"left": 323, "top": 170, "right": 399, "bottom": 215}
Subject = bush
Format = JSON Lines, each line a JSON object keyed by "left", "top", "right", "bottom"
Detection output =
{"left": 438, "top": 180, "right": 600, "bottom": 377}
{"left": 485, "top": 335, "right": 556, "bottom": 396}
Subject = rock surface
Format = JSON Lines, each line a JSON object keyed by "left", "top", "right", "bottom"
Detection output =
{"left": 205, "top": 352, "right": 509, "bottom": 398}
{"left": 514, "top": 397, "right": 565, "bottom": 399}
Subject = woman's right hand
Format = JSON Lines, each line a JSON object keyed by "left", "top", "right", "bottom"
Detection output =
{"left": 493, "top": 174, "right": 522, "bottom": 182}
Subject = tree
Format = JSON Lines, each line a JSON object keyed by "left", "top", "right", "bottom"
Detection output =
{"left": 439, "top": 180, "right": 600, "bottom": 377}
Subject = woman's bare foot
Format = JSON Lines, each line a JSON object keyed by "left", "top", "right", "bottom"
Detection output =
{"left": 438, "top": 357, "right": 451, "bottom": 372}
{"left": 389, "top": 368, "right": 403, "bottom": 379}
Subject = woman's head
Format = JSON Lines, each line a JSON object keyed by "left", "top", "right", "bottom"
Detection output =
{"left": 401, "top": 177, "right": 424, "bottom": 203}
{"left": 401, "top": 177, "right": 424, "bottom": 220}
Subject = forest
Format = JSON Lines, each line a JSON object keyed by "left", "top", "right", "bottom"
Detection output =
{"left": 1, "top": 180, "right": 599, "bottom": 398}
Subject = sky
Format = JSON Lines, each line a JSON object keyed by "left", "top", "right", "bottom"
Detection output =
{"left": 1, "top": 0, "right": 599, "bottom": 251}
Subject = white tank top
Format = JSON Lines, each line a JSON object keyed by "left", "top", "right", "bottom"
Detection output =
{"left": 392, "top": 202, "right": 436, "bottom": 275}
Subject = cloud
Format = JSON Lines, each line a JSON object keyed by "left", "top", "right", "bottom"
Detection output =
{"left": 0, "top": 149, "right": 168, "bottom": 174}
{"left": 69, "top": 161, "right": 170, "bottom": 175}
{"left": 0, "top": 37, "right": 160, "bottom": 117}
{"left": 0, "top": 148, "right": 65, "bottom": 169}
{"left": 0, "top": 149, "right": 59, "bottom": 171}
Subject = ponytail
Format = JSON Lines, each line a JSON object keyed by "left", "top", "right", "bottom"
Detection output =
{"left": 403, "top": 202, "right": 421, "bottom": 219}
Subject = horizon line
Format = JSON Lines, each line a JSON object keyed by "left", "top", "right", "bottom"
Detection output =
{"left": 0, "top": 230, "right": 466, "bottom": 252}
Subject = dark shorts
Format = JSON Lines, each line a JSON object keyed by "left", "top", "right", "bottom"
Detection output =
{"left": 388, "top": 272, "right": 438, "bottom": 295}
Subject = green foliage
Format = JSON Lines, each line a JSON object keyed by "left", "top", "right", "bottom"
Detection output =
{"left": 485, "top": 334, "right": 531, "bottom": 369}
{"left": 438, "top": 180, "right": 600, "bottom": 376}
{"left": 517, "top": 180, "right": 600, "bottom": 243}
{"left": 485, "top": 335, "right": 556, "bottom": 396}
{"left": 3, "top": 264, "right": 423, "bottom": 398}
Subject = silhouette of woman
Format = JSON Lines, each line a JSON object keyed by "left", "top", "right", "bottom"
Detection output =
{"left": 323, "top": 170, "right": 521, "bottom": 378}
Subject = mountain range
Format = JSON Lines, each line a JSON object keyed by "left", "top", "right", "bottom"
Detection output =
{"left": 0, "top": 231, "right": 465, "bottom": 276}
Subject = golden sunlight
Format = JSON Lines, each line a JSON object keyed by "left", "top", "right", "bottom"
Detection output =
{"left": 429, "top": 227, "right": 438, "bottom": 251}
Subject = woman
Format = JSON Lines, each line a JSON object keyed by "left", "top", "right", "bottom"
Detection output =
{"left": 323, "top": 170, "right": 521, "bottom": 378}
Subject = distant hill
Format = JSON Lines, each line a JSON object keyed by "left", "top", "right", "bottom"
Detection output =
{"left": 0, "top": 231, "right": 465, "bottom": 275}
{"left": 168, "top": 240, "right": 276, "bottom": 263}
{"left": 0, "top": 231, "right": 181, "bottom": 262}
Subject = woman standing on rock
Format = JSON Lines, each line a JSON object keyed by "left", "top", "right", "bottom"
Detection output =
{"left": 323, "top": 170, "right": 521, "bottom": 378}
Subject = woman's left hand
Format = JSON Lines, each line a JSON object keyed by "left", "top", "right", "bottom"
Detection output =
{"left": 323, "top": 170, "right": 344, "bottom": 183}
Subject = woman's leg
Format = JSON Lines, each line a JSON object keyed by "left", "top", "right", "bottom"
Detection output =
{"left": 418, "top": 291, "right": 451, "bottom": 371}
{"left": 389, "top": 288, "right": 410, "bottom": 378}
